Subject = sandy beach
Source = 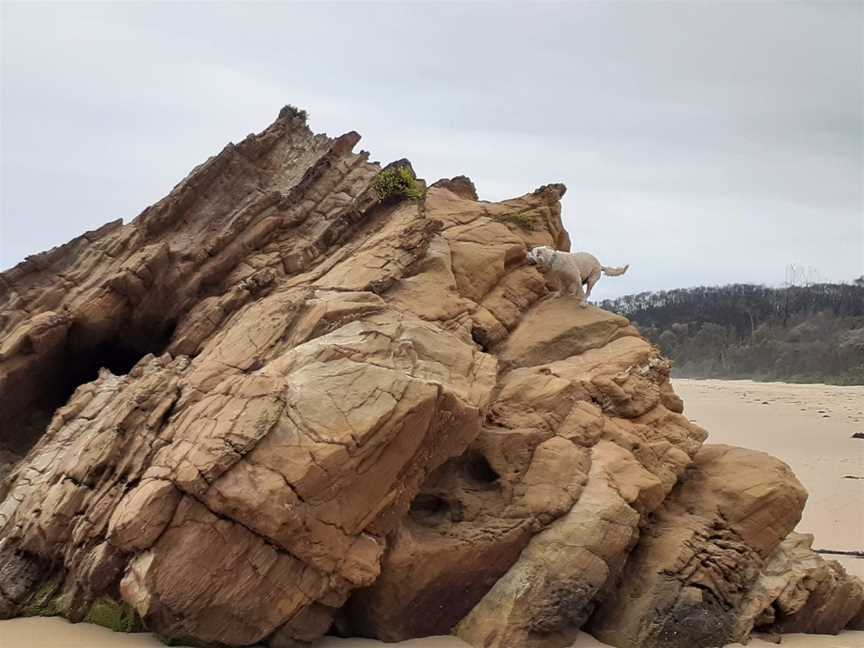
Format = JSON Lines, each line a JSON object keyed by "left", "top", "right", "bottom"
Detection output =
{"left": 2, "top": 379, "right": 862, "bottom": 648}
{"left": 2, "top": 617, "right": 863, "bottom": 648}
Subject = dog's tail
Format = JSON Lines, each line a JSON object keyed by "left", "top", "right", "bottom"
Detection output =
{"left": 602, "top": 264, "right": 629, "bottom": 277}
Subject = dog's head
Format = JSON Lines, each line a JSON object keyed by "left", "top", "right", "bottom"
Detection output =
{"left": 526, "top": 245, "right": 555, "bottom": 268}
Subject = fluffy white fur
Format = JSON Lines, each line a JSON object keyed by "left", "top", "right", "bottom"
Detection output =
{"left": 526, "top": 246, "right": 629, "bottom": 306}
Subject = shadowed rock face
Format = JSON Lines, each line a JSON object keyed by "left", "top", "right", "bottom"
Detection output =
{"left": 0, "top": 107, "right": 862, "bottom": 648}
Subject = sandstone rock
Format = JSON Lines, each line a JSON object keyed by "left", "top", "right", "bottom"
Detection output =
{"left": 735, "top": 532, "right": 864, "bottom": 637}
{"left": 587, "top": 444, "right": 808, "bottom": 648}
{"left": 1, "top": 107, "right": 860, "bottom": 648}
{"left": 453, "top": 441, "right": 647, "bottom": 648}
{"left": 0, "top": 108, "right": 557, "bottom": 644}
{"left": 348, "top": 322, "right": 707, "bottom": 646}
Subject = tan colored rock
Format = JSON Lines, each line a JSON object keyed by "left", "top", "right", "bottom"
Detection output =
{"left": 0, "top": 109, "right": 503, "bottom": 644}
{"left": 346, "top": 286, "right": 706, "bottom": 644}
{"left": 0, "top": 108, "right": 571, "bottom": 645}
{"left": 496, "top": 300, "right": 638, "bottom": 369}
{"left": 1, "top": 107, "right": 855, "bottom": 648}
{"left": 120, "top": 497, "right": 319, "bottom": 645}
{"left": 587, "top": 444, "right": 809, "bottom": 648}
{"left": 107, "top": 480, "right": 180, "bottom": 552}
{"left": 735, "top": 532, "right": 864, "bottom": 637}
{"left": 454, "top": 442, "right": 648, "bottom": 648}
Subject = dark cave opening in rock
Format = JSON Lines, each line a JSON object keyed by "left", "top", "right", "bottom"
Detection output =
{"left": 410, "top": 493, "right": 449, "bottom": 514}
{"left": 408, "top": 493, "right": 452, "bottom": 526}
{"left": 464, "top": 452, "right": 500, "bottom": 484}
{"left": 470, "top": 326, "right": 490, "bottom": 352}
{"left": 0, "top": 320, "right": 176, "bottom": 458}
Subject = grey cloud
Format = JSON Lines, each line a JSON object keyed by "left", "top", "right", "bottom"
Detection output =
{"left": 2, "top": 2, "right": 861, "bottom": 300}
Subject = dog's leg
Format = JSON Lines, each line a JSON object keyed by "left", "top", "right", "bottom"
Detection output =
{"left": 550, "top": 274, "right": 562, "bottom": 299}
{"left": 573, "top": 281, "right": 587, "bottom": 307}
{"left": 567, "top": 270, "right": 587, "bottom": 307}
{"left": 543, "top": 272, "right": 561, "bottom": 300}
{"left": 560, "top": 269, "right": 587, "bottom": 307}
{"left": 585, "top": 269, "right": 601, "bottom": 299}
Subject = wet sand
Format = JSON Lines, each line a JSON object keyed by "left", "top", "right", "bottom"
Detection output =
{"left": 2, "top": 379, "right": 863, "bottom": 647}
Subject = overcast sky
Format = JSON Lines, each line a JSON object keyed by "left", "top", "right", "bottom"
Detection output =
{"left": 1, "top": 2, "right": 862, "bottom": 300}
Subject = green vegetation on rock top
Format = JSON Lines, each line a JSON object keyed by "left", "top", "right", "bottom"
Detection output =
{"left": 494, "top": 211, "right": 538, "bottom": 231}
{"left": 372, "top": 166, "right": 424, "bottom": 202}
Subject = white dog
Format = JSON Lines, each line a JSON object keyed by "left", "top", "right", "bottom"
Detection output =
{"left": 526, "top": 245, "right": 629, "bottom": 306}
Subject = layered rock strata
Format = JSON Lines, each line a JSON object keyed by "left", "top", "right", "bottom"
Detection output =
{"left": 1, "top": 107, "right": 861, "bottom": 648}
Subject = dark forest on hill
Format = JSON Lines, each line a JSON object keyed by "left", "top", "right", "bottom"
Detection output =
{"left": 599, "top": 279, "right": 864, "bottom": 385}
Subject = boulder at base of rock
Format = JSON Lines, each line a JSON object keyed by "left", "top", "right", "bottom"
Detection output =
{"left": 587, "top": 444, "right": 808, "bottom": 648}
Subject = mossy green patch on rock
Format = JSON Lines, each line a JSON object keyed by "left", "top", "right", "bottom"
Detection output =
{"left": 84, "top": 597, "right": 144, "bottom": 633}
{"left": 372, "top": 166, "right": 424, "bottom": 202}
{"left": 20, "top": 574, "right": 64, "bottom": 617}
{"left": 494, "top": 211, "right": 538, "bottom": 231}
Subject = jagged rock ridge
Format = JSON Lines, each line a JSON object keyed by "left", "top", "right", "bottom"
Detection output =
{"left": 0, "top": 107, "right": 861, "bottom": 647}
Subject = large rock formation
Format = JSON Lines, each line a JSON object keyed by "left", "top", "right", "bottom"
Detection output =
{"left": 1, "top": 107, "right": 862, "bottom": 647}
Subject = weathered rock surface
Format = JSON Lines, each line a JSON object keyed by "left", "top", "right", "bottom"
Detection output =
{"left": 1, "top": 107, "right": 862, "bottom": 647}
{"left": 586, "top": 444, "right": 807, "bottom": 648}
{"left": 349, "top": 322, "right": 703, "bottom": 645}
{"left": 735, "top": 532, "right": 864, "bottom": 637}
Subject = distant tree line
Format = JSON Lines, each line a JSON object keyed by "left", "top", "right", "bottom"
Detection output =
{"left": 599, "top": 281, "right": 864, "bottom": 385}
